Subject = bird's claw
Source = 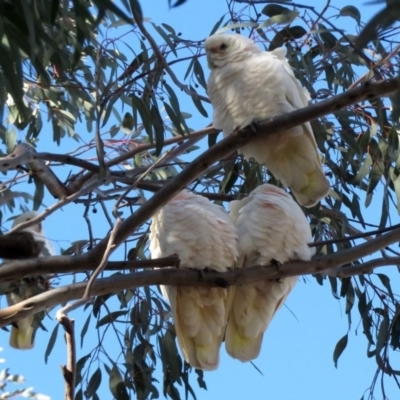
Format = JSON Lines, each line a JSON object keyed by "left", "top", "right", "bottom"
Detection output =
{"left": 270, "top": 259, "right": 283, "bottom": 282}
{"left": 249, "top": 121, "right": 261, "bottom": 133}
{"left": 271, "top": 258, "right": 282, "bottom": 268}
{"left": 198, "top": 269, "right": 205, "bottom": 281}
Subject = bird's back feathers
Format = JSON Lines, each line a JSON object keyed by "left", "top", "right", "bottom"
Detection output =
{"left": 225, "top": 184, "right": 314, "bottom": 362}
{"left": 206, "top": 33, "right": 330, "bottom": 206}
{"left": 149, "top": 190, "right": 238, "bottom": 370}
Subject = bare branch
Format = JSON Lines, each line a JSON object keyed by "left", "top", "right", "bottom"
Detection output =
{"left": 330, "top": 257, "right": 400, "bottom": 277}
{"left": 35, "top": 152, "right": 100, "bottom": 173}
{"left": 65, "top": 126, "right": 216, "bottom": 194}
{"left": 2, "top": 223, "right": 400, "bottom": 327}
{"left": 7, "top": 180, "right": 108, "bottom": 234}
{"left": 27, "top": 158, "right": 69, "bottom": 199}
{"left": 0, "top": 255, "right": 181, "bottom": 282}
{"left": 92, "top": 78, "right": 399, "bottom": 254}
{"left": 56, "top": 311, "right": 76, "bottom": 400}
{"left": 0, "top": 143, "right": 35, "bottom": 170}
{"left": 0, "top": 256, "right": 394, "bottom": 329}
{"left": 83, "top": 218, "right": 122, "bottom": 299}
{"left": 309, "top": 222, "right": 400, "bottom": 247}
{"left": 106, "top": 126, "right": 217, "bottom": 168}
{"left": 0, "top": 143, "right": 68, "bottom": 198}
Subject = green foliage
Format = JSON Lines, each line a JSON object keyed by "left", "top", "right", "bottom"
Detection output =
{"left": 0, "top": 0, "right": 400, "bottom": 399}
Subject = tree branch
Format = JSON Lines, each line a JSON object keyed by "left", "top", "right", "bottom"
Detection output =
{"left": 0, "top": 255, "right": 181, "bottom": 282}
{"left": 0, "top": 257, "right": 393, "bottom": 329}
{"left": 3, "top": 79, "right": 398, "bottom": 301}
{"left": 56, "top": 312, "right": 76, "bottom": 400}
{"left": 0, "top": 143, "right": 69, "bottom": 198}
{"left": 65, "top": 126, "right": 216, "bottom": 193}
{"left": 1, "top": 223, "right": 400, "bottom": 327}
{"left": 1, "top": 78, "right": 397, "bottom": 284}
{"left": 91, "top": 78, "right": 400, "bottom": 255}
{"left": 130, "top": 7, "right": 210, "bottom": 103}
{"left": 330, "top": 257, "right": 400, "bottom": 278}
{"left": 7, "top": 180, "right": 108, "bottom": 234}
{"left": 83, "top": 217, "right": 122, "bottom": 299}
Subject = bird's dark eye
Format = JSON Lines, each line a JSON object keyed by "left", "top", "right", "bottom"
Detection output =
{"left": 219, "top": 43, "right": 228, "bottom": 51}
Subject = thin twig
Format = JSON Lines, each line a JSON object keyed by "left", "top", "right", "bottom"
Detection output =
{"left": 7, "top": 179, "right": 109, "bottom": 234}
{"left": 309, "top": 222, "right": 400, "bottom": 247}
{"left": 108, "top": 126, "right": 217, "bottom": 168}
{"left": 130, "top": 7, "right": 210, "bottom": 103}
{"left": 329, "top": 257, "right": 400, "bottom": 277}
{"left": 65, "top": 127, "right": 216, "bottom": 193}
{"left": 55, "top": 310, "right": 77, "bottom": 400}
{"left": 83, "top": 197, "right": 94, "bottom": 250}
{"left": 83, "top": 218, "right": 122, "bottom": 299}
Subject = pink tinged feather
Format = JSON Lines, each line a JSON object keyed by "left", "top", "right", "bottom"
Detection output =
{"left": 225, "top": 184, "right": 314, "bottom": 362}
{"left": 149, "top": 190, "right": 238, "bottom": 370}
{"left": 205, "top": 33, "right": 330, "bottom": 207}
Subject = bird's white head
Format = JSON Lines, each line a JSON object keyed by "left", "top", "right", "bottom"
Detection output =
{"left": 252, "top": 183, "right": 290, "bottom": 199}
{"left": 204, "top": 33, "right": 261, "bottom": 69}
{"left": 12, "top": 211, "right": 42, "bottom": 233}
{"left": 170, "top": 189, "right": 194, "bottom": 202}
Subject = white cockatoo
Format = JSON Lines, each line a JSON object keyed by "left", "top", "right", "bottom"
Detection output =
{"left": 5, "top": 211, "right": 55, "bottom": 350}
{"left": 149, "top": 190, "right": 238, "bottom": 370}
{"left": 225, "top": 184, "right": 315, "bottom": 362}
{"left": 205, "top": 33, "right": 330, "bottom": 207}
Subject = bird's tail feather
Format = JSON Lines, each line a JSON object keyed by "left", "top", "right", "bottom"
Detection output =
{"left": 240, "top": 125, "right": 330, "bottom": 207}
{"left": 169, "top": 285, "right": 234, "bottom": 370}
{"left": 225, "top": 278, "right": 296, "bottom": 362}
{"left": 9, "top": 317, "right": 34, "bottom": 350}
{"left": 225, "top": 314, "right": 263, "bottom": 362}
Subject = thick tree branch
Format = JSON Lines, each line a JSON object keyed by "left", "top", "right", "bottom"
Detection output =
{"left": 0, "top": 78, "right": 398, "bottom": 279}
{"left": 0, "top": 255, "right": 181, "bottom": 282}
{"left": 35, "top": 152, "right": 100, "bottom": 173}
{"left": 1, "top": 223, "right": 400, "bottom": 327}
{"left": 92, "top": 78, "right": 400, "bottom": 255}
{"left": 27, "top": 157, "right": 69, "bottom": 199}
{"left": 0, "top": 128, "right": 215, "bottom": 199}
{"left": 0, "top": 256, "right": 397, "bottom": 329}
{"left": 3, "top": 80, "right": 398, "bottom": 290}
{"left": 0, "top": 143, "right": 35, "bottom": 169}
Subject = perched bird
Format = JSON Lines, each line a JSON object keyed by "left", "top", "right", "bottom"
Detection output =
{"left": 149, "top": 190, "right": 238, "bottom": 370}
{"left": 4, "top": 211, "right": 55, "bottom": 350}
{"left": 225, "top": 184, "right": 315, "bottom": 362}
{"left": 205, "top": 33, "right": 330, "bottom": 207}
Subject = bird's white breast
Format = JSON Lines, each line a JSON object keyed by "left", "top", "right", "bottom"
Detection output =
{"left": 208, "top": 52, "right": 305, "bottom": 136}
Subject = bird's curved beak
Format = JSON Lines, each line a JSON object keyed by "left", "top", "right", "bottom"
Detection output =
{"left": 208, "top": 46, "right": 219, "bottom": 54}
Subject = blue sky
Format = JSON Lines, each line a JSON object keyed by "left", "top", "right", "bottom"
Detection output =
{"left": 1, "top": 0, "right": 399, "bottom": 399}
